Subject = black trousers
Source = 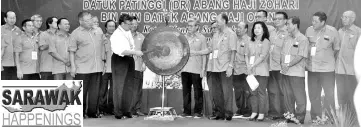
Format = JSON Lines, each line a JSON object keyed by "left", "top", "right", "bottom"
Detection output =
{"left": 206, "top": 72, "right": 218, "bottom": 116}
{"left": 308, "top": 71, "right": 335, "bottom": 120}
{"left": 181, "top": 72, "right": 203, "bottom": 115}
{"left": 267, "top": 71, "right": 285, "bottom": 117}
{"left": 336, "top": 74, "right": 358, "bottom": 109}
{"left": 233, "top": 74, "right": 251, "bottom": 115}
{"left": 22, "top": 73, "right": 41, "bottom": 80}
{"left": 98, "top": 73, "right": 113, "bottom": 114}
{"left": 131, "top": 71, "right": 144, "bottom": 114}
{"left": 112, "top": 54, "right": 135, "bottom": 117}
{"left": 75, "top": 72, "right": 101, "bottom": 116}
{"left": 1, "top": 66, "right": 17, "bottom": 80}
{"left": 40, "top": 72, "right": 54, "bottom": 80}
{"left": 250, "top": 76, "right": 268, "bottom": 114}
{"left": 207, "top": 72, "right": 233, "bottom": 118}
{"left": 282, "top": 75, "right": 307, "bottom": 122}
{"left": 54, "top": 73, "right": 73, "bottom": 80}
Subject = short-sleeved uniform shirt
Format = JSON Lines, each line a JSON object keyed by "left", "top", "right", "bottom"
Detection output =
{"left": 269, "top": 26, "right": 289, "bottom": 71}
{"left": 1, "top": 37, "right": 7, "bottom": 71}
{"left": 49, "top": 32, "right": 72, "bottom": 74}
{"left": 246, "top": 39, "right": 271, "bottom": 76}
{"left": 133, "top": 32, "right": 146, "bottom": 72}
{"left": 182, "top": 32, "right": 207, "bottom": 74}
{"left": 234, "top": 35, "right": 250, "bottom": 75}
{"left": 336, "top": 25, "right": 361, "bottom": 75}
{"left": 13, "top": 34, "right": 39, "bottom": 74}
{"left": 207, "top": 27, "right": 237, "bottom": 72}
{"left": 39, "top": 30, "right": 56, "bottom": 72}
{"left": 305, "top": 25, "right": 340, "bottom": 72}
{"left": 69, "top": 27, "right": 106, "bottom": 74}
{"left": 280, "top": 32, "right": 309, "bottom": 77}
{"left": 1, "top": 25, "right": 22, "bottom": 67}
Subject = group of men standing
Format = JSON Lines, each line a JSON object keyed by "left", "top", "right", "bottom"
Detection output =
{"left": 1, "top": 11, "right": 146, "bottom": 119}
{"left": 1, "top": 9, "right": 360, "bottom": 125}
{"left": 179, "top": 10, "right": 359, "bottom": 124}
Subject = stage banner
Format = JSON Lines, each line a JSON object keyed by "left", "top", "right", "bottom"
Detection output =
{"left": 1, "top": 0, "right": 361, "bottom": 39}
{"left": 0, "top": 80, "right": 83, "bottom": 127}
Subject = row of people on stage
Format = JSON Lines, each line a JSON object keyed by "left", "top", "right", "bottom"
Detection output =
{"left": 1, "top": 11, "right": 146, "bottom": 119}
{"left": 182, "top": 10, "right": 359, "bottom": 124}
{"left": 1, "top": 9, "right": 360, "bottom": 124}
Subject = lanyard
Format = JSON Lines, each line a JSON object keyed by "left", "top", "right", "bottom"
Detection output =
{"left": 216, "top": 33, "right": 225, "bottom": 49}
{"left": 313, "top": 28, "right": 324, "bottom": 47}
{"left": 25, "top": 34, "right": 36, "bottom": 51}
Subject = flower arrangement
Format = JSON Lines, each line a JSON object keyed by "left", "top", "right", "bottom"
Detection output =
{"left": 283, "top": 112, "right": 301, "bottom": 125}
{"left": 153, "top": 74, "right": 182, "bottom": 89}
{"left": 311, "top": 115, "right": 331, "bottom": 126}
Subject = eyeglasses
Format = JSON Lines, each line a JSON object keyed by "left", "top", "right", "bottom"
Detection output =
{"left": 273, "top": 18, "right": 284, "bottom": 21}
{"left": 341, "top": 16, "right": 354, "bottom": 20}
{"left": 33, "top": 20, "right": 42, "bottom": 23}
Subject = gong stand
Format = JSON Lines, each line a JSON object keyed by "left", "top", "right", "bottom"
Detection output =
{"left": 144, "top": 10, "right": 178, "bottom": 121}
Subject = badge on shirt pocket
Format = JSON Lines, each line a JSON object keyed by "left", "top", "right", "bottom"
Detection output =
{"left": 324, "top": 35, "right": 330, "bottom": 41}
{"left": 293, "top": 42, "right": 299, "bottom": 47}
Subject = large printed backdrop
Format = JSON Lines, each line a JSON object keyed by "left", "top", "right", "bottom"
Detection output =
{"left": 2, "top": 0, "right": 361, "bottom": 40}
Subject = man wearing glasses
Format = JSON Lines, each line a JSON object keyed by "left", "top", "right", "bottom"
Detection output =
{"left": 179, "top": 16, "right": 207, "bottom": 118}
{"left": 267, "top": 11, "right": 289, "bottom": 120}
{"left": 31, "top": 14, "right": 43, "bottom": 37}
{"left": 336, "top": 10, "right": 360, "bottom": 111}
{"left": 110, "top": 14, "right": 143, "bottom": 119}
{"left": 69, "top": 11, "right": 107, "bottom": 118}
{"left": 255, "top": 10, "right": 276, "bottom": 33}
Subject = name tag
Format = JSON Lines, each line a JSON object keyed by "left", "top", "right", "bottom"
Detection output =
{"left": 32, "top": 51, "right": 38, "bottom": 60}
{"left": 311, "top": 47, "right": 317, "bottom": 56}
{"left": 213, "top": 50, "right": 218, "bottom": 59}
{"left": 250, "top": 56, "right": 255, "bottom": 65}
{"left": 270, "top": 45, "right": 275, "bottom": 52}
{"left": 209, "top": 53, "right": 213, "bottom": 60}
{"left": 285, "top": 55, "right": 291, "bottom": 63}
{"left": 350, "top": 34, "right": 354, "bottom": 38}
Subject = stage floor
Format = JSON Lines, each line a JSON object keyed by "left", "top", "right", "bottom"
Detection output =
{"left": 84, "top": 114, "right": 319, "bottom": 127}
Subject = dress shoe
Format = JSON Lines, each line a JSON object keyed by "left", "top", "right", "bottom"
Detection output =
{"left": 243, "top": 113, "right": 251, "bottom": 117}
{"left": 225, "top": 116, "right": 232, "bottom": 121}
{"left": 136, "top": 111, "right": 145, "bottom": 116}
{"left": 256, "top": 118, "right": 264, "bottom": 121}
{"left": 271, "top": 116, "right": 284, "bottom": 120}
{"left": 194, "top": 113, "right": 202, "bottom": 119}
{"left": 209, "top": 116, "right": 225, "bottom": 120}
{"left": 247, "top": 115, "right": 258, "bottom": 121}
{"left": 87, "top": 114, "right": 101, "bottom": 118}
{"left": 180, "top": 113, "right": 192, "bottom": 118}
{"left": 115, "top": 115, "right": 123, "bottom": 119}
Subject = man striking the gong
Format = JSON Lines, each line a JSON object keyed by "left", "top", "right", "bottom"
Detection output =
{"left": 110, "top": 14, "right": 143, "bottom": 119}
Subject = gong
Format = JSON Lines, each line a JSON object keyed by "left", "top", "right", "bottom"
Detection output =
{"left": 142, "top": 26, "right": 190, "bottom": 76}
